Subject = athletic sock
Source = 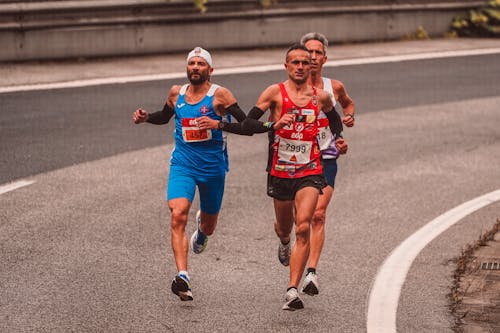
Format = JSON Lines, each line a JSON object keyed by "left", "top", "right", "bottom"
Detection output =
{"left": 307, "top": 268, "right": 316, "bottom": 275}
{"left": 178, "top": 270, "right": 189, "bottom": 281}
{"left": 287, "top": 286, "right": 298, "bottom": 292}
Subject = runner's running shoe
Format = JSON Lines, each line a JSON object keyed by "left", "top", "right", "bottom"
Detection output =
{"left": 282, "top": 288, "right": 304, "bottom": 311}
{"left": 278, "top": 241, "right": 291, "bottom": 266}
{"left": 171, "top": 274, "right": 193, "bottom": 301}
{"left": 190, "top": 210, "right": 208, "bottom": 254}
{"left": 301, "top": 271, "right": 319, "bottom": 296}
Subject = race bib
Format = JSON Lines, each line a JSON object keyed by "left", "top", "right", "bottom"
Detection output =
{"left": 278, "top": 137, "right": 312, "bottom": 164}
{"left": 181, "top": 118, "right": 212, "bottom": 142}
{"left": 316, "top": 118, "right": 332, "bottom": 150}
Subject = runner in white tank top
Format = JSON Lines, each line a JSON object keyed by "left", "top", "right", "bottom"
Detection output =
{"left": 299, "top": 32, "right": 356, "bottom": 296}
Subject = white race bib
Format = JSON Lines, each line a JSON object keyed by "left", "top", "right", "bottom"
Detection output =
{"left": 181, "top": 118, "right": 212, "bottom": 142}
{"left": 317, "top": 126, "right": 333, "bottom": 150}
{"left": 278, "top": 137, "right": 312, "bottom": 164}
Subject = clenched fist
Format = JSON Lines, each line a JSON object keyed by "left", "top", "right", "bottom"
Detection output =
{"left": 335, "top": 137, "right": 348, "bottom": 155}
{"left": 133, "top": 109, "right": 148, "bottom": 124}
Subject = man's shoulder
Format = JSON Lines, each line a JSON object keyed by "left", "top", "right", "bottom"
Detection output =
{"left": 321, "top": 76, "right": 343, "bottom": 84}
{"left": 268, "top": 82, "right": 282, "bottom": 91}
{"left": 330, "top": 78, "right": 345, "bottom": 89}
{"left": 212, "top": 84, "right": 234, "bottom": 100}
{"left": 212, "top": 83, "right": 229, "bottom": 93}
{"left": 316, "top": 88, "right": 332, "bottom": 102}
{"left": 169, "top": 84, "right": 183, "bottom": 95}
{"left": 258, "top": 83, "right": 281, "bottom": 97}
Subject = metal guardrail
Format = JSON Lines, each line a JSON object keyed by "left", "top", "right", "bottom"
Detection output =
{"left": 0, "top": 0, "right": 486, "bottom": 30}
{"left": 0, "top": 0, "right": 489, "bottom": 61}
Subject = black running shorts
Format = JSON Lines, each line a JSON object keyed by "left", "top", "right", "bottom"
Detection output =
{"left": 266, "top": 174, "right": 326, "bottom": 201}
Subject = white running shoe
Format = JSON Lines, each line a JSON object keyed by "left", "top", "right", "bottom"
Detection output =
{"left": 282, "top": 288, "right": 304, "bottom": 311}
{"left": 278, "top": 241, "right": 291, "bottom": 266}
{"left": 301, "top": 272, "right": 319, "bottom": 296}
{"left": 190, "top": 210, "right": 208, "bottom": 254}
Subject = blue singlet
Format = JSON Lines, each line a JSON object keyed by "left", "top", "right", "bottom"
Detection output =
{"left": 167, "top": 83, "right": 231, "bottom": 214}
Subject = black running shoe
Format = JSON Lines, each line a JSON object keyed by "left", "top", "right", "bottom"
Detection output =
{"left": 171, "top": 275, "right": 193, "bottom": 301}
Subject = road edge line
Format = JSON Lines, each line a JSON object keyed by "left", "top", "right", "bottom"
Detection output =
{"left": 0, "top": 180, "right": 35, "bottom": 195}
{"left": 366, "top": 189, "right": 500, "bottom": 333}
{"left": 2, "top": 48, "right": 500, "bottom": 94}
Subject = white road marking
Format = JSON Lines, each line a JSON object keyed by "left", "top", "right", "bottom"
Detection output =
{"left": 1, "top": 48, "right": 500, "bottom": 94}
{"left": 0, "top": 180, "right": 35, "bottom": 195}
{"left": 366, "top": 189, "right": 500, "bottom": 333}
{"left": 325, "top": 47, "right": 500, "bottom": 68}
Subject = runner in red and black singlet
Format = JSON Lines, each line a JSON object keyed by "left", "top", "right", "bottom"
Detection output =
{"left": 269, "top": 83, "right": 323, "bottom": 179}
{"left": 230, "top": 44, "right": 343, "bottom": 311}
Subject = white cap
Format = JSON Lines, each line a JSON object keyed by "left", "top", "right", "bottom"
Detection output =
{"left": 186, "top": 47, "right": 213, "bottom": 67}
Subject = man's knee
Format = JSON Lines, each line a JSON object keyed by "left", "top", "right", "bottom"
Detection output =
{"left": 312, "top": 209, "right": 326, "bottom": 227}
{"left": 295, "top": 222, "right": 310, "bottom": 243}
{"left": 169, "top": 206, "right": 188, "bottom": 230}
{"left": 274, "top": 220, "right": 292, "bottom": 239}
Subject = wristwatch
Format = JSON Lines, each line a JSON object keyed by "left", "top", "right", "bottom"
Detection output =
{"left": 217, "top": 121, "right": 225, "bottom": 130}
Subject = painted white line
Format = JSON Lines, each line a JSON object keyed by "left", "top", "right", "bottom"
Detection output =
{"left": 325, "top": 47, "right": 500, "bottom": 68}
{"left": 2, "top": 48, "right": 500, "bottom": 94}
{"left": 366, "top": 189, "right": 500, "bottom": 333}
{"left": 0, "top": 180, "right": 35, "bottom": 195}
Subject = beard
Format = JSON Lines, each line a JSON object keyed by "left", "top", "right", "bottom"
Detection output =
{"left": 187, "top": 70, "right": 209, "bottom": 85}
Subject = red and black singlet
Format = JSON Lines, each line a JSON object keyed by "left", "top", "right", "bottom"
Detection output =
{"left": 269, "top": 83, "right": 322, "bottom": 179}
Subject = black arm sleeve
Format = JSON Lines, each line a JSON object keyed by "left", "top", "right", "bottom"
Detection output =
{"left": 219, "top": 103, "right": 249, "bottom": 135}
{"left": 240, "top": 106, "right": 274, "bottom": 135}
{"left": 146, "top": 103, "right": 174, "bottom": 125}
{"left": 247, "top": 106, "right": 265, "bottom": 120}
{"left": 220, "top": 105, "right": 272, "bottom": 136}
{"left": 225, "top": 103, "right": 246, "bottom": 122}
{"left": 325, "top": 105, "right": 343, "bottom": 138}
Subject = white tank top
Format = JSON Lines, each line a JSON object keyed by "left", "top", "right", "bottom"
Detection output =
{"left": 316, "top": 77, "right": 339, "bottom": 159}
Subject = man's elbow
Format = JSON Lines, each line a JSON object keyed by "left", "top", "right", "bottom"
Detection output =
{"left": 240, "top": 119, "right": 256, "bottom": 136}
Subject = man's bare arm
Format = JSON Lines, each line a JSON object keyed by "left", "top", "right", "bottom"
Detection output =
{"left": 333, "top": 79, "right": 355, "bottom": 127}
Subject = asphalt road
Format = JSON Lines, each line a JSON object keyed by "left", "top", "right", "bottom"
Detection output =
{"left": 1, "top": 54, "right": 500, "bottom": 184}
{"left": 1, "top": 54, "right": 500, "bottom": 332}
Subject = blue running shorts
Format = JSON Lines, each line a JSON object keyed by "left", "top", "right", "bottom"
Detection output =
{"left": 322, "top": 158, "right": 338, "bottom": 188}
{"left": 167, "top": 165, "right": 225, "bottom": 215}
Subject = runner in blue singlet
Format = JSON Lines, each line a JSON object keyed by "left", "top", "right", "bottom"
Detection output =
{"left": 168, "top": 82, "right": 230, "bottom": 214}
{"left": 132, "top": 47, "right": 249, "bottom": 302}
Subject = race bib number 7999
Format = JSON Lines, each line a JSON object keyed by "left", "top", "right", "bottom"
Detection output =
{"left": 278, "top": 137, "right": 312, "bottom": 164}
